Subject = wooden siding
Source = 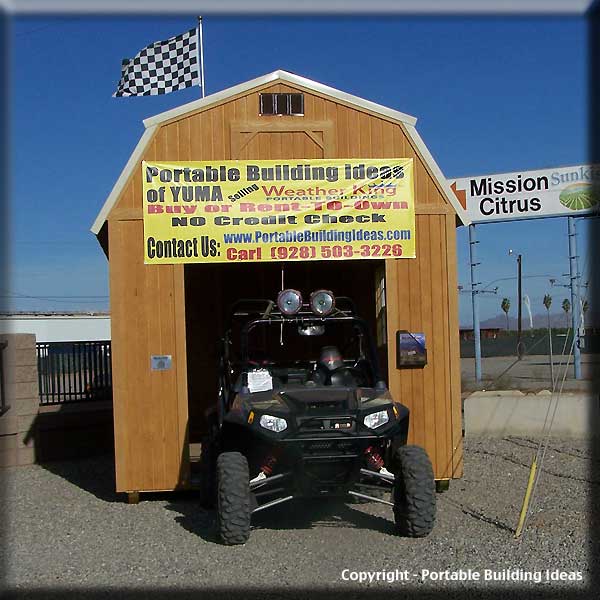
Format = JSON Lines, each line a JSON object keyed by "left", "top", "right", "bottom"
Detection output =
{"left": 107, "top": 79, "right": 462, "bottom": 489}
{"left": 108, "top": 219, "right": 189, "bottom": 492}
{"left": 385, "top": 216, "right": 463, "bottom": 479}
{"left": 111, "top": 82, "right": 450, "bottom": 213}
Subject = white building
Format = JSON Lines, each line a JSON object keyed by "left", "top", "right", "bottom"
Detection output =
{"left": 0, "top": 313, "right": 111, "bottom": 343}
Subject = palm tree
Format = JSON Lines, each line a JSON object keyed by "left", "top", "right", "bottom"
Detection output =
{"left": 562, "top": 298, "right": 571, "bottom": 328}
{"left": 543, "top": 294, "right": 552, "bottom": 328}
{"left": 501, "top": 297, "right": 511, "bottom": 331}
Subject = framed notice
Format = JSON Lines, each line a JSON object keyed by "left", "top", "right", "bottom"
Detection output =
{"left": 396, "top": 331, "right": 427, "bottom": 368}
{"left": 150, "top": 355, "right": 172, "bottom": 371}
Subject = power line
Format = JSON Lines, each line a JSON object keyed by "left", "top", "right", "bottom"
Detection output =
{"left": 14, "top": 241, "right": 96, "bottom": 246}
{"left": 1, "top": 290, "right": 107, "bottom": 298}
{"left": 3, "top": 298, "right": 108, "bottom": 305}
{"left": 459, "top": 274, "right": 567, "bottom": 292}
{"left": 0, "top": 290, "right": 108, "bottom": 303}
{"left": 3, "top": 293, "right": 107, "bottom": 298}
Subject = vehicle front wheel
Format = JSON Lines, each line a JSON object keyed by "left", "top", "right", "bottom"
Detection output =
{"left": 392, "top": 445, "right": 436, "bottom": 537}
{"left": 217, "top": 452, "right": 251, "bottom": 545}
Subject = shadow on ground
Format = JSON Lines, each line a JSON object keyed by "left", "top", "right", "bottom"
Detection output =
{"left": 164, "top": 496, "right": 397, "bottom": 544}
{"left": 37, "top": 454, "right": 397, "bottom": 541}
{"left": 39, "top": 453, "right": 120, "bottom": 503}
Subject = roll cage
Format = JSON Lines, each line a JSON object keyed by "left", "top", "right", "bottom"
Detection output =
{"left": 217, "top": 297, "right": 384, "bottom": 415}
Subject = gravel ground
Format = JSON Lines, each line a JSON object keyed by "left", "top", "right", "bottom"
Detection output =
{"left": 1, "top": 437, "right": 596, "bottom": 597}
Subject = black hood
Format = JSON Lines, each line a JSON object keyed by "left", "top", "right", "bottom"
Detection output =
{"left": 278, "top": 387, "right": 357, "bottom": 412}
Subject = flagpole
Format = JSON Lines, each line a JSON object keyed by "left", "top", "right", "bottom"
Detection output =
{"left": 197, "top": 16, "right": 205, "bottom": 98}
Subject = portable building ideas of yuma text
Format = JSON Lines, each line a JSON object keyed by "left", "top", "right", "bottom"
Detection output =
{"left": 91, "top": 70, "right": 468, "bottom": 499}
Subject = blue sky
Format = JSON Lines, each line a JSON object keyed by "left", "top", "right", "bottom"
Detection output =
{"left": 7, "top": 14, "right": 592, "bottom": 325}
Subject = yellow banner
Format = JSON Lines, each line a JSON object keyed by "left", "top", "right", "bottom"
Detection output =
{"left": 142, "top": 158, "right": 415, "bottom": 264}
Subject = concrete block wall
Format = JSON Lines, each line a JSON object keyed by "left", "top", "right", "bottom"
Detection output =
{"left": 464, "top": 390, "right": 600, "bottom": 438}
{"left": 0, "top": 334, "right": 39, "bottom": 467}
{"left": 1, "top": 333, "right": 115, "bottom": 467}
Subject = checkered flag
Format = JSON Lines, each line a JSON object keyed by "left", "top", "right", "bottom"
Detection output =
{"left": 114, "top": 28, "right": 200, "bottom": 97}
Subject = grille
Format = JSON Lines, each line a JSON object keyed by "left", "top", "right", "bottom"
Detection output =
{"left": 298, "top": 416, "right": 356, "bottom": 433}
{"left": 306, "top": 441, "right": 334, "bottom": 451}
{"left": 303, "top": 439, "right": 359, "bottom": 455}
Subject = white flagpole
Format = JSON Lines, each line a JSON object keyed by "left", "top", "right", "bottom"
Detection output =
{"left": 197, "top": 16, "right": 205, "bottom": 98}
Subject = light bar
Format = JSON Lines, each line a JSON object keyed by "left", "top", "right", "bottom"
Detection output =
{"left": 309, "top": 289, "right": 335, "bottom": 316}
{"left": 277, "top": 289, "right": 303, "bottom": 315}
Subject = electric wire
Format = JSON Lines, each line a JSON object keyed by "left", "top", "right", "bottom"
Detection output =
{"left": 515, "top": 218, "right": 590, "bottom": 537}
{"left": 520, "top": 350, "right": 573, "bottom": 535}
{"left": 0, "top": 289, "right": 108, "bottom": 303}
{"left": 517, "top": 308, "right": 583, "bottom": 538}
{"left": 487, "top": 332, "right": 549, "bottom": 389}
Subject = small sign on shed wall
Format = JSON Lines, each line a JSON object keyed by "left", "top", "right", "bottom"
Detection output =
{"left": 151, "top": 355, "right": 172, "bottom": 371}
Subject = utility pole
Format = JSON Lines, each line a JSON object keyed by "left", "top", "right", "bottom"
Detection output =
{"left": 469, "top": 224, "right": 482, "bottom": 382}
{"left": 517, "top": 253, "right": 523, "bottom": 357}
{"left": 509, "top": 249, "right": 524, "bottom": 358}
{"left": 568, "top": 217, "right": 582, "bottom": 379}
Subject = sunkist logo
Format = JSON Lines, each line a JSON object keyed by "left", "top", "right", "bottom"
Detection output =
{"left": 559, "top": 182, "right": 600, "bottom": 211}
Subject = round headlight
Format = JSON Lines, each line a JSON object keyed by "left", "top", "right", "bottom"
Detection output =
{"left": 277, "top": 289, "right": 303, "bottom": 315}
{"left": 309, "top": 289, "right": 335, "bottom": 316}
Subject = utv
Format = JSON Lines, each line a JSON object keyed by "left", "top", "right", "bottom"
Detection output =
{"left": 200, "top": 289, "right": 436, "bottom": 545}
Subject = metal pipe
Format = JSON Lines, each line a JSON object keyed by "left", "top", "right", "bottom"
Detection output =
{"left": 348, "top": 490, "right": 394, "bottom": 507}
{"left": 360, "top": 467, "right": 394, "bottom": 482}
{"left": 568, "top": 217, "right": 582, "bottom": 379}
{"left": 197, "top": 16, "right": 205, "bottom": 97}
{"left": 249, "top": 471, "right": 290, "bottom": 490}
{"left": 252, "top": 495, "right": 294, "bottom": 514}
{"left": 253, "top": 487, "right": 286, "bottom": 498}
{"left": 514, "top": 456, "right": 537, "bottom": 538}
{"left": 469, "top": 224, "right": 482, "bottom": 381}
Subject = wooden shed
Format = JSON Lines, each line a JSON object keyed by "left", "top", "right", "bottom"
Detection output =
{"left": 91, "top": 70, "right": 467, "bottom": 497}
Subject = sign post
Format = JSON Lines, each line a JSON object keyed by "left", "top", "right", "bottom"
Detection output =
{"left": 568, "top": 216, "right": 582, "bottom": 379}
{"left": 469, "top": 224, "right": 482, "bottom": 382}
{"left": 517, "top": 253, "right": 523, "bottom": 358}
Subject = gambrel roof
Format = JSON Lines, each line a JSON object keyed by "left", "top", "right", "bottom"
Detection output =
{"left": 91, "top": 69, "right": 468, "bottom": 234}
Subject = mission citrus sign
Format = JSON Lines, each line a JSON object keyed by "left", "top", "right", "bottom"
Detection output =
{"left": 450, "top": 164, "right": 600, "bottom": 224}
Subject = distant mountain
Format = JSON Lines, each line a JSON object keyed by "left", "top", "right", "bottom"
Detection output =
{"left": 461, "top": 310, "right": 597, "bottom": 330}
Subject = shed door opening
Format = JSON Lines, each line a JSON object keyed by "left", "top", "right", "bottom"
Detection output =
{"left": 184, "top": 260, "right": 388, "bottom": 444}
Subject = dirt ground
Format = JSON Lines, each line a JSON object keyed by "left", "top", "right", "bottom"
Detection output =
{"left": 461, "top": 354, "right": 599, "bottom": 393}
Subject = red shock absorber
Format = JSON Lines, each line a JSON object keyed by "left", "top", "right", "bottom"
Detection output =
{"left": 364, "top": 446, "right": 384, "bottom": 471}
{"left": 260, "top": 453, "right": 278, "bottom": 476}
